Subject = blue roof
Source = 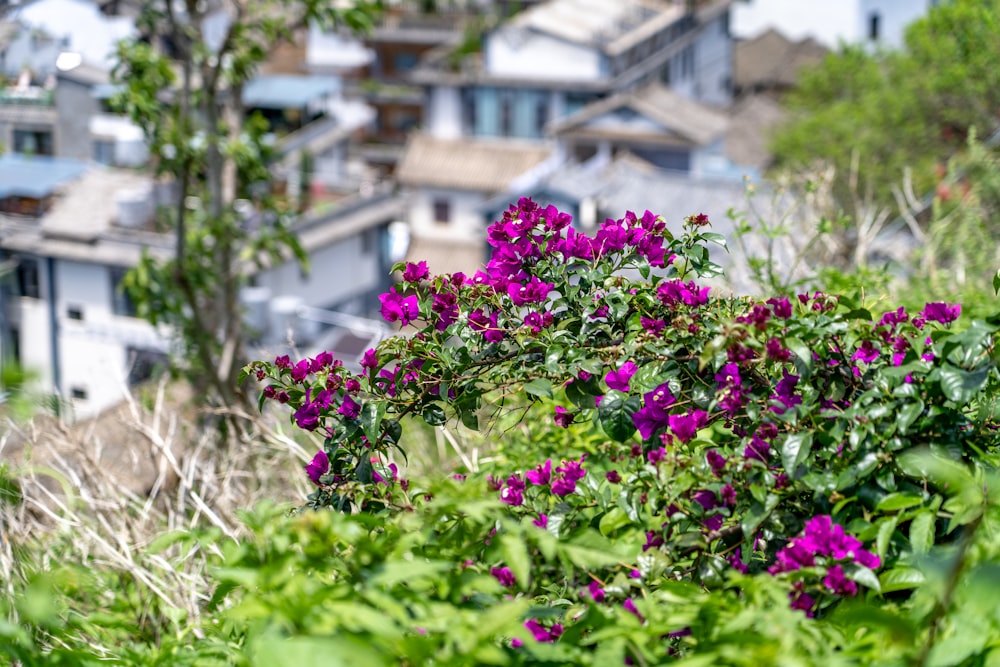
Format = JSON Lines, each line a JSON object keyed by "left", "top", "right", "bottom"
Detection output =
{"left": 0, "top": 154, "right": 89, "bottom": 199}
{"left": 242, "top": 75, "right": 340, "bottom": 110}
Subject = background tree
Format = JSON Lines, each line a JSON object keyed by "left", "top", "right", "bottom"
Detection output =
{"left": 114, "top": 0, "right": 381, "bottom": 417}
{"left": 770, "top": 0, "right": 1000, "bottom": 216}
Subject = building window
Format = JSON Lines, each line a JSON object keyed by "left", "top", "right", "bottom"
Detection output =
{"left": 535, "top": 95, "right": 549, "bottom": 136}
{"left": 7, "top": 326, "right": 20, "bottom": 365}
{"left": 93, "top": 140, "right": 115, "bottom": 165}
{"left": 71, "top": 386, "right": 88, "bottom": 400}
{"left": 15, "top": 257, "right": 40, "bottom": 299}
{"left": 67, "top": 305, "right": 84, "bottom": 321}
{"left": 126, "top": 347, "right": 169, "bottom": 386}
{"left": 392, "top": 52, "right": 419, "bottom": 74}
{"left": 868, "top": 12, "right": 881, "bottom": 40}
{"left": 12, "top": 129, "right": 54, "bottom": 156}
{"left": 110, "top": 266, "right": 138, "bottom": 317}
{"left": 433, "top": 198, "right": 451, "bottom": 225}
{"left": 499, "top": 90, "right": 513, "bottom": 137}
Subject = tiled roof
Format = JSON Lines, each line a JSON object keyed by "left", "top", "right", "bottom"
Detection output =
{"left": 549, "top": 83, "right": 728, "bottom": 147}
{"left": 0, "top": 154, "right": 88, "bottom": 199}
{"left": 396, "top": 134, "right": 554, "bottom": 192}
{"left": 725, "top": 94, "right": 787, "bottom": 169}
{"left": 733, "top": 28, "right": 827, "bottom": 92}
{"left": 243, "top": 75, "right": 340, "bottom": 109}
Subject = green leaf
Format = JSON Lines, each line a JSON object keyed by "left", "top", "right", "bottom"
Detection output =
{"left": 369, "top": 560, "right": 451, "bottom": 588}
{"left": 876, "top": 515, "right": 899, "bottom": 557}
{"left": 598, "top": 507, "right": 633, "bottom": 536}
{"left": 939, "top": 364, "right": 990, "bottom": 405}
{"left": 598, "top": 395, "right": 640, "bottom": 442}
{"left": 500, "top": 533, "right": 532, "bottom": 589}
{"left": 896, "top": 399, "right": 924, "bottom": 433}
{"left": 909, "top": 510, "right": 935, "bottom": 555}
{"left": 361, "top": 401, "right": 384, "bottom": 444}
{"left": 559, "top": 532, "right": 622, "bottom": 570}
{"left": 523, "top": 378, "right": 553, "bottom": 399}
{"left": 846, "top": 564, "right": 881, "bottom": 593}
{"left": 785, "top": 337, "right": 814, "bottom": 378}
{"left": 779, "top": 432, "right": 813, "bottom": 478}
{"left": 876, "top": 492, "right": 925, "bottom": 512}
{"left": 993, "top": 269, "right": 1000, "bottom": 296}
{"left": 250, "top": 635, "right": 391, "bottom": 667}
{"left": 421, "top": 403, "right": 446, "bottom": 426}
{"left": 879, "top": 566, "right": 925, "bottom": 593}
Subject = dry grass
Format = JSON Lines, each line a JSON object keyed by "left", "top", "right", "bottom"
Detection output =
{"left": 0, "top": 378, "right": 318, "bottom": 633}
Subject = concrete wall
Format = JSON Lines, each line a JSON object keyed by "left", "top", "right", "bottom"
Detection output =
{"left": 426, "top": 85, "right": 462, "bottom": 139}
{"left": 255, "top": 230, "right": 383, "bottom": 313}
{"left": 485, "top": 29, "right": 603, "bottom": 82}
{"left": 407, "top": 187, "right": 487, "bottom": 242}
{"left": 692, "top": 14, "right": 733, "bottom": 106}
{"left": 54, "top": 75, "right": 100, "bottom": 160}
{"left": 859, "top": 0, "right": 933, "bottom": 49}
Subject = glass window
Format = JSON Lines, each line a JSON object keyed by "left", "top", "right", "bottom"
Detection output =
{"left": 433, "top": 198, "right": 450, "bottom": 224}
{"left": 15, "top": 257, "right": 40, "bottom": 299}
{"left": 110, "top": 266, "right": 138, "bottom": 317}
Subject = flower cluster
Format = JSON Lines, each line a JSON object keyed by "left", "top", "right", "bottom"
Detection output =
{"left": 769, "top": 515, "right": 881, "bottom": 613}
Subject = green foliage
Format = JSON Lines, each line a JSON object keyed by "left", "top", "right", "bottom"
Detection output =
{"left": 772, "top": 0, "right": 1000, "bottom": 214}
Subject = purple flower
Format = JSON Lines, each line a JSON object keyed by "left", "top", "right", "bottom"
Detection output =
{"left": 668, "top": 409, "right": 709, "bottom": 444}
{"left": 640, "top": 317, "right": 666, "bottom": 334}
{"left": 524, "top": 619, "right": 563, "bottom": 643}
{"left": 500, "top": 475, "right": 525, "bottom": 506}
{"left": 360, "top": 348, "right": 378, "bottom": 370}
{"left": 585, "top": 580, "right": 606, "bottom": 602}
{"left": 851, "top": 340, "right": 880, "bottom": 364}
{"left": 401, "top": 260, "right": 429, "bottom": 283}
{"left": 305, "top": 450, "right": 329, "bottom": 485}
{"left": 657, "top": 279, "right": 710, "bottom": 308}
{"left": 823, "top": 564, "right": 858, "bottom": 596}
{"left": 431, "top": 291, "right": 459, "bottom": 331}
{"left": 507, "top": 276, "right": 553, "bottom": 306}
{"left": 274, "top": 354, "right": 291, "bottom": 369}
{"left": 551, "top": 457, "right": 586, "bottom": 496}
{"left": 290, "top": 359, "right": 310, "bottom": 383}
{"left": 553, "top": 406, "right": 574, "bottom": 428}
{"left": 524, "top": 310, "right": 553, "bottom": 333}
{"left": 469, "top": 309, "right": 504, "bottom": 343}
{"left": 647, "top": 446, "right": 667, "bottom": 465}
{"left": 921, "top": 302, "right": 961, "bottom": 324}
{"left": 490, "top": 566, "right": 517, "bottom": 588}
{"left": 623, "top": 598, "right": 645, "bottom": 623}
{"left": 765, "top": 337, "right": 791, "bottom": 361}
{"left": 293, "top": 390, "right": 321, "bottom": 431}
{"left": 525, "top": 460, "right": 552, "bottom": 486}
{"left": 533, "top": 514, "right": 548, "bottom": 529}
{"left": 379, "top": 288, "right": 420, "bottom": 326}
{"left": 643, "top": 530, "right": 664, "bottom": 552}
{"left": 338, "top": 394, "right": 361, "bottom": 419}
{"left": 789, "top": 591, "right": 816, "bottom": 616}
{"left": 766, "top": 296, "right": 793, "bottom": 318}
{"left": 706, "top": 449, "right": 726, "bottom": 476}
{"left": 606, "top": 470, "right": 622, "bottom": 484}
{"left": 632, "top": 382, "right": 676, "bottom": 440}
{"left": 604, "top": 361, "right": 638, "bottom": 392}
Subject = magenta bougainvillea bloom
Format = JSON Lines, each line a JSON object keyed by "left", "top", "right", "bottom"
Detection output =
{"left": 401, "top": 260, "right": 429, "bottom": 283}
{"left": 469, "top": 309, "right": 504, "bottom": 343}
{"left": 921, "top": 301, "right": 961, "bottom": 324}
{"left": 525, "top": 459, "right": 552, "bottom": 486}
{"left": 378, "top": 287, "right": 420, "bottom": 326}
{"left": 338, "top": 394, "right": 360, "bottom": 419}
{"left": 532, "top": 514, "right": 548, "bottom": 529}
{"left": 632, "top": 382, "right": 676, "bottom": 440}
{"left": 851, "top": 340, "right": 880, "bottom": 364}
{"left": 305, "top": 450, "right": 329, "bottom": 485}
{"left": 553, "top": 406, "right": 574, "bottom": 428}
{"left": 623, "top": 598, "right": 645, "bottom": 623}
{"left": 490, "top": 566, "right": 517, "bottom": 588}
{"left": 360, "top": 348, "right": 378, "bottom": 370}
{"left": 585, "top": 580, "right": 606, "bottom": 602}
{"left": 551, "top": 457, "right": 587, "bottom": 496}
{"left": 524, "top": 619, "right": 563, "bottom": 643}
{"left": 668, "top": 409, "right": 709, "bottom": 444}
{"left": 604, "top": 361, "right": 638, "bottom": 392}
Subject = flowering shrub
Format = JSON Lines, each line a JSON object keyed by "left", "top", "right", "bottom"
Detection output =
{"left": 246, "top": 198, "right": 1000, "bottom": 663}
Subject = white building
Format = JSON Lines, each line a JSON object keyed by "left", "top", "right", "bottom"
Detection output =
{"left": 0, "top": 154, "right": 402, "bottom": 418}
{"left": 398, "top": 0, "right": 739, "bottom": 274}
{"left": 732, "top": 0, "right": 940, "bottom": 50}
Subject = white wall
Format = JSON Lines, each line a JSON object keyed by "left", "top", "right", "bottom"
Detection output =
{"left": 732, "top": 0, "right": 931, "bottom": 49}
{"left": 408, "top": 188, "right": 488, "bottom": 242}
{"left": 485, "top": 29, "right": 603, "bottom": 82}
{"left": 256, "top": 233, "right": 381, "bottom": 311}
{"left": 732, "top": 0, "right": 861, "bottom": 48}
{"left": 427, "top": 86, "right": 462, "bottom": 139}
{"left": 693, "top": 15, "right": 733, "bottom": 106}
{"left": 859, "top": 0, "right": 933, "bottom": 49}
{"left": 53, "top": 259, "right": 166, "bottom": 417}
